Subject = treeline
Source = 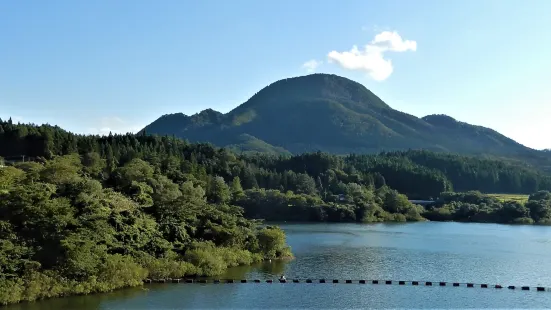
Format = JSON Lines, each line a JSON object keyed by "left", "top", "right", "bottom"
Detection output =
{"left": 0, "top": 122, "right": 300, "bottom": 305}
{"left": 236, "top": 186, "right": 425, "bottom": 223}
{"left": 2, "top": 119, "right": 551, "bottom": 199}
{"left": 396, "top": 151, "right": 551, "bottom": 194}
{"left": 246, "top": 151, "right": 551, "bottom": 199}
{"left": 0, "top": 120, "right": 427, "bottom": 224}
{"left": 2, "top": 119, "right": 551, "bottom": 206}
{"left": 424, "top": 190, "right": 551, "bottom": 224}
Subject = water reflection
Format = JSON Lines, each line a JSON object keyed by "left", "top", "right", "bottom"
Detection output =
{"left": 4, "top": 286, "right": 147, "bottom": 310}
{"left": 215, "top": 260, "right": 289, "bottom": 280}
{"left": 4, "top": 261, "right": 292, "bottom": 310}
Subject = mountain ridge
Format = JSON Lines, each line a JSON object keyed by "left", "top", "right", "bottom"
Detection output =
{"left": 142, "top": 73, "right": 546, "bottom": 166}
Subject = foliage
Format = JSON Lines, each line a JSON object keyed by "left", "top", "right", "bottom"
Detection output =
{"left": 424, "top": 190, "right": 551, "bottom": 224}
{"left": 235, "top": 186, "right": 423, "bottom": 223}
{"left": 0, "top": 153, "right": 292, "bottom": 305}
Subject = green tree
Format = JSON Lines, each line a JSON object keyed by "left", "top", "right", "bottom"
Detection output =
{"left": 529, "top": 190, "right": 551, "bottom": 201}
{"left": 257, "top": 226, "right": 290, "bottom": 259}
{"left": 14, "top": 162, "right": 43, "bottom": 184}
{"left": 39, "top": 154, "right": 82, "bottom": 185}
{"left": 0, "top": 166, "right": 25, "bottom": 191}
{"left": 294, "top": 174, "right": 317, "bottom": 195}
{"left": 230, "top": 176, "right": 245, "bottom": 200}
{"left": 526, "top": 200, "right": 551, "bottom": 223}
{"left": 81, "top": 152, "right": 106, "bottom": 178}
{"left": 209, "top": 176, "right": 231, "bottom": 204}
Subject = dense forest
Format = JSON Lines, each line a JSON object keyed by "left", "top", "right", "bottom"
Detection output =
{"left": 3, "top": 118, "right": 551, "bottom": 198}
{"left": 0, "top": 153, "right": 293, "bottom": 305}
{"left": 3, "top": 118, "right": 551, "bottom": 305}
{"left": 424, "top": 190, "right": 551, "bottom": 225}
{"left": 0, "top": 120, "right": 298, "bottom": 305}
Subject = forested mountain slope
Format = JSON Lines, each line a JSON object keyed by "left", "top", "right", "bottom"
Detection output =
{"left": 142, "top": 74, "right": 551, "bottom": 172}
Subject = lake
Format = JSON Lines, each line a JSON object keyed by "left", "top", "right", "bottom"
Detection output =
{"left": 7, "top": 222, "right": 551, "bottom": 309}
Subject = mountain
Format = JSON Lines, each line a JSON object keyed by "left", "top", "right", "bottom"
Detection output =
{"left": 142, "top": 73, "right": 547, "bottom": 165}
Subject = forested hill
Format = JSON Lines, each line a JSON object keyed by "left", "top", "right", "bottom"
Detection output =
{"left": 141, "top": 73, "right": 551, "bottom": 171}
{"left": 2, "top": 118, "right": 551, "bottom": 199}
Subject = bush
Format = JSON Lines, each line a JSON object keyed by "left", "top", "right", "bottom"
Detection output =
{"left": 512, "top": 217, "right": 534, "bottom": 224}
{"left": 184, "top": 245, "right": 228, "bottom": 276}
{"left": 0, "top": 278, "right": 24, "bottom": 306}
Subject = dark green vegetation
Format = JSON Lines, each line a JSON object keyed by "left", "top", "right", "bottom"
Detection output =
{"left": 2, "top": 114, "right": 551, "bottom": 305}
{"left": 0, "top": 124, "right": 295, "bottom": 305}
{"left": 141, "top": 74, "right": 551, "bottom": 172}
{"left": 425, "top": 190, "right": 551, "bottom": 225}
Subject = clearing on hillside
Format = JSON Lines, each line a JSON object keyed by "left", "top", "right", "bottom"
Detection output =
{"left": 487, "top": 193, "right": 529, "bottom": 203}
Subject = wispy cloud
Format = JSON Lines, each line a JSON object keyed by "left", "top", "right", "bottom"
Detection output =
{"left": 326, "top": 30, "right": 417, "bottom": 81}
{"left": 301, "top": 59, "right": 323, "bottom": 73}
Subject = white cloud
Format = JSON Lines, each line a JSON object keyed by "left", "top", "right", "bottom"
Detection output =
{"left": 87, "top": 116, "right": 144, "bottom": 135}
{"left": 371, "top": 31, "right": 417, "bottom": 52}
{"left": 327, "top": 31, "right": 417, "bottom": 81}
{"left": 302, "top": 59, "right": 322, "bottom": 73}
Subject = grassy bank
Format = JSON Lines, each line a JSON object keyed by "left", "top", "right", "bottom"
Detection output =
{"left": 0, "top": 242, "right": 293, "bottom": 306}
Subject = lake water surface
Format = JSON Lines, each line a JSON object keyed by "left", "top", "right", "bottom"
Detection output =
{"left": 7, "top": 222, "right": 551, "bottom": 309}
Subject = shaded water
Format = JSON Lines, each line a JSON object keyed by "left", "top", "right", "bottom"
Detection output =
{"left": 7, "top": 222, "right": 551, "bottom": 309}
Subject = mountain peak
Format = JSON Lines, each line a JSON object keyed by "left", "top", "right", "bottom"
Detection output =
{"left": 197, "top": 108, "right": 222, "bottom": 115}
{"left": 233, "top": 73, "right": 390, "bottom": 112}
{"left": 142, "top": 73, "right": 535, "bottom": 157}
{"left": 159, "top": 112, "right": 188, "bottom": 118}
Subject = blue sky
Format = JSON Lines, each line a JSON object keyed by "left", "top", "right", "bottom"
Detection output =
{"left": 1, "top": 0, "right": 550, "bottom": 149}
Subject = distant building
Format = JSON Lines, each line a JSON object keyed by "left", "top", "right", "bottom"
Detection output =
{"left": 338, "top": 194, "right": 346, "bottom": 201}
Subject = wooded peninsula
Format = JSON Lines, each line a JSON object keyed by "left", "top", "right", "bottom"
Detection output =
{"left": 2, "top": 119, "right": 551, "bottom": 305}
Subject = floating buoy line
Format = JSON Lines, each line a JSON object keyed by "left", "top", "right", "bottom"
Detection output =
{"left": 142, "top": 278, "right": 548, "bottom": 292}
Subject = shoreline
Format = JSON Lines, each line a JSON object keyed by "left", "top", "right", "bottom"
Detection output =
{"left": 0, "top": 256, "right": 294, "bottom": 307}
